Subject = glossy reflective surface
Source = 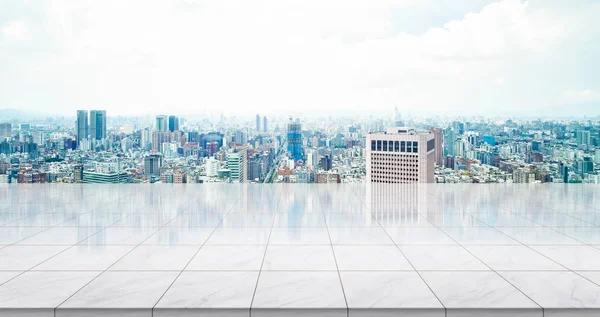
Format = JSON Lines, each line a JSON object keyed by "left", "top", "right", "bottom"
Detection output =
{"left": 0, "top": 184, "right": 599, "bottom": 317}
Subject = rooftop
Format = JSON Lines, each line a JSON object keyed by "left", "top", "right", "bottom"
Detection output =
{"left": 0, "top": 184, "right": 599, "bottom": 317}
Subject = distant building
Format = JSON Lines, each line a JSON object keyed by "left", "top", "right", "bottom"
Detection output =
{"left": 0, "top": 122, "right": 12, "bottom": 138}
{"left": 316, "top": 173, "right": 341, "bottom": 183}
{"left": 263, "top": 116, "right": 268, "bottom": 132}
{"left": 366, "top": 127, "right": 435, "bottom": 183}
{"left": 429, "top": 128, "right": 443, "bottom": 166}
{"left": 161, "top": 169, "right": 186, "bottom": 183}
{"left": 256, "top": 114, "right": 260, "bottom": 131}
{"left": 168, "top": 115, "right": 179, "bottom": 132}
{"left": 443, "top": 128, "right": 456, "bottom": 156}
{"left": 83, "top": 171, "right": 129, "bottom": 183}
{"left": 144, "top": 154, "right": 162, "bottom": 177}
{"left": 320, "top": 154, "right": 332, "bottom": 171}
{"left": 156, "top": 115, "right": 168, "bottom": 132}
{"left": 287, "top": 118, "right": 303, "bottom": 161}
{"left": 73, "top": 164, "right": 84, "bottom": 183}
{"left": 17, "top": 170, "right": 47, "bottom": 183}
{"left": 76, "top": 110, "right": 88, "bottom": 143}
{"left": 205, "top": 157, "right": 219, "bottom": 177}
{"left": 513, "top": 167, "right": 532, "bottom": 183}
{"left": 226, "top": 148, "right": 247, "bottom": 183}
{"left": 89, "top": 110, "right": 107, "bottom": 140}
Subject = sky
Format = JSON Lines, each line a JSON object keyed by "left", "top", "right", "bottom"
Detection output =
{"left": 0, "top": 0, "right": 599, "bottom": 117}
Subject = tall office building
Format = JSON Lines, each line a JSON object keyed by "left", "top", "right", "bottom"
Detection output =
{"left": 287, "top": 118, "right": 303, "bottom": 161}
{"left": 156, "top": 115, "right": 168, "bottom": 132}
{"left": 76, "top": 110, "right": 88, "bottom": 143}
{"left": 429, "top": 128, "right": 443, "bottom": 166}
{"left": 144, "top": 154, "right": 162, "bottom": 177}
{"left": 226, "top": 149, "right": 247, "bottom": 183}
{"left": 443, "top": 128, "right": 456, "bottom": 156}
{"left": 168, "top": 115, "right": 179, "bottom": 132}
{"left": 263, "top": 116, "right": 268, "bottom": 132}
{"left": 89, "top": 110, "right": 107, "bottom": 140}
{"left": 366, "top": 127, "right": 435, "bottom": 183}
{"left": 0, "top": 123, "right": 11, "bottom": 139}
{"left": 256, "top": 114, "right": 260, "bottom": 132}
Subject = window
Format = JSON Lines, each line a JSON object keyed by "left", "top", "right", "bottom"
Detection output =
{"left": 414, "top": 142, "right": 419, "bottom": 153}
{"left": 407, "top": 141, "right": 412, "bottom": 153}
{"left": 371, "top": 140, "right": 376, "bottom": 151}
{"left": 394, "top": 141, "right": 399, "bottom": 152}
{"left": 401, "top": 141, "right": 405, "bottom": 152}
{"left": 383, "top": 140, "right": 388, "bottom": 151}
{"left": 377, "top": 140, "right": 382, "bottom": 151}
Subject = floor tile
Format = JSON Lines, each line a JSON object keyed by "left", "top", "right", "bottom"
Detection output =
{"left": 33, "top": 246, "right": 135, "bottom": 271}
{"left": 17, "top": 227, "right": 102, "bottom": 245}
{"left": 0, "top": 271, "right": 99, "bottom": 310}
{"left": 441, "top": 227, "right": 520, "bottom": 245}
{"left": 0, "top": 245, "right": 69, "bottom": 270}
{"left": 328, "top": 227, "right": 395, "bottom": 245}
{"left": 531, "top": 246, "right": 600, "bottom": 271}
{"left": 420, "top": 271, "right": 541, "bottom": 316}
{"left": 385, "top": 227, "right": 458, "bottom": 245}
{"left": 500, "top": 271, "right": 600, "bottom": 313}
{"left": 58, "top": 271, "right": 179, "bottom": 314}
{"left": 252, "top": 271, "right": 346, "bottom": 317}
{"left": 205, "top": 227, "right": 271, "bottom": 245}
{"left": 262, "top": 245, "right": 337, "bottom": 270}
{"left": 400, "top": 246, "right": 489, "bottom": 271}
{"left": 143, "top": 226, "right": 214, "bottom": 245}
{"left": 186, "top": 245, "right": 266, "bottom": 271}
{"left": 334, "top": 245, "right": 413, "bottom": 271}
{"left": 341, "top": 271, "right": 444, "bottom": 317}
{"left": 268, "top": 227, "right": 331, "bottom": 245}
{"left": 154, "top": 271, "right": 259, "bottom": 316}
{"left": 110, "top": 246, "right": 199, "bottom": 270}
{"left": 466, "top": 246, "right": 565, "bottom": 271}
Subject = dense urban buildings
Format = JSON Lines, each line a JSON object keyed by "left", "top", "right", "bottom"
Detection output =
{"left": 0, "top": 108, "right": 599, "bottom": 184}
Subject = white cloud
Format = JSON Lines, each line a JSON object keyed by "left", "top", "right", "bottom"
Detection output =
{"left": 564, "top": 89, "right": 600, "bottom": 103}
{"left": 0, "top": 0, "right": 599, "bottom": 116}
{"left": 1, "top": 21, "right": 28, "bottom": 40}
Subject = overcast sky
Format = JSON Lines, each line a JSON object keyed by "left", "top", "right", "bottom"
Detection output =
{"left": 1, "top": 0, "right": 599, "bottom": 117}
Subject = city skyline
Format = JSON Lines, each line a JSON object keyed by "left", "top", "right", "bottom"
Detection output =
{"left": 1, "top": 0, "right": 599, "bottom": 116}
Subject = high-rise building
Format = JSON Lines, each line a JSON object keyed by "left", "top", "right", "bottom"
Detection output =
{"left": 256, "top": 114, "right": 260, "bottom": 131}
{"left": 168, "top": 115, "right": 179, "bottom": 132}
{"left": 576, "top": 130, "right": 591, "bottom": 146}
{"left": 76, "top": 110, "right": 88, "bottom": 142}
{"left": 429, "top": 128, "right": 443, "bottom": 166}
{"left": 0, "top": 123, "right": 11, "bottom": 139}
{"left": 156, "top": 115, "right": 168, "bottom": 132}
{"left": 73, "top": 164, "right": 84, "bottom": 183}
{"left": 366, "top": 127, "right": 435, "bottom": 183}
{"left": 226, "top": 148, "right": 247, "bottom": 183}
{"left": 263, "top": 116, "right": 268, "bottom": 132}
{"left": 234, "top": 130, "right": 247, "bottom": 145}
{"left": 320, "top": 154, "right": 332, "bottom": 171}
{"left": 89, "top": 110, "right": 107, "bottom": 140}
{"left": 144, "top": 154, "right": 162, "bottom": 177}
{"left": 18, "top": 123, "right": 30, "bottom": 131}
{"left": 287, "top": 118, "right": 303, "bottom": 161}
{"left": 443, "top": 128, "right": 456, "bottom": 156}
{"left": 205, "top": 157, "right": 219, "bottom": 177}
{"left": 152, "top": 131, "right": 171, "bottom": 152}
{"left": 513, "top": 168, "right": 531, "bottom": 183}
{"left": 83, "top": 171, "right": 129, "bottom": 183}
{"left": 141, "top": 128, "right": 152, "bottom": 150}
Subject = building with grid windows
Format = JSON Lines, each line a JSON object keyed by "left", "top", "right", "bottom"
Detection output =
{"left": 366, "top": 127, "right": 435, "bottom": 183}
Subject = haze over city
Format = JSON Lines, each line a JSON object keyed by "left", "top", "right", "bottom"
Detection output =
{"left": 1, "top": 0, "right": 600, "bottom": 117}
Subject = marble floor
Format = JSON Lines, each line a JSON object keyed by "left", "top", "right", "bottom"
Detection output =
{"left": 0, "top": 184, "right": 599, "bottom": 317}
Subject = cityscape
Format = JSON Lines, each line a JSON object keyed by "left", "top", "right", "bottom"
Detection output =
{"left": 0, "top": 108, "right": 599, "bottom": 184}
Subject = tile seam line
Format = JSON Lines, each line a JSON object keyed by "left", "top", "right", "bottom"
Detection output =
{"left": 0, "top": 191, "right": 108, "bottom": 288}
{"left": 0, "top": 191, "right": 100, "bottom": 248}
{"left": 248, "top": 189, "right": 285, "bottom": 317}
{"left": 151, "top": 187, "right": 283, "bottom": 316}
{"left": 52, "top": 191, "right": 209, "bottom": 315}
{"left": 431, "top": 192, "right": 546, "bottom": 313}
{"left": 27, "top": 200, "right": 159, "bottom": 275}
{"left": 492, "top": 198, "right": 600, "bottom": 288}
{"left": 317, "top": 187, "right": 350, "bottom": 317}
{"left": 351, "top": 185, "right": 447, "bottom": 316}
